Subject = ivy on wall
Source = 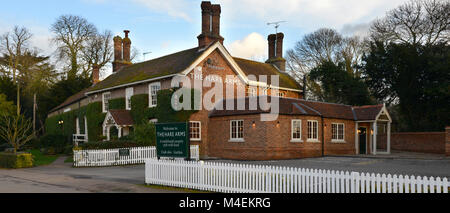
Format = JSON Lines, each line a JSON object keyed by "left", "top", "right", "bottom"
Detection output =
{"left": 45, "top": 102, "right": 105, "bottom": 143}
{"left": 45, "top": 88, "right": 199, "bottom": 143}
{"left": 109, "top": 98, "right": 125, "bottom": 110}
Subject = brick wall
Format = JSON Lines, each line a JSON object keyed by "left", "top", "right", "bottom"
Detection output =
{"left": 446, "top": 127, "right": 450, "bottom": 156}
{"left": 378, "top": 132, "right": 445, "bottom": 154}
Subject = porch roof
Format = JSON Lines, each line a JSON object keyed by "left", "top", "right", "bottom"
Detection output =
{"left": 108, "top": 109, "right": 134, "bottom": 126}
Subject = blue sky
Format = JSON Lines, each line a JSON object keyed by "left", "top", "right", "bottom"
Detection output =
{"left": 0, "top": 0, "right": 410, "bottom": 72}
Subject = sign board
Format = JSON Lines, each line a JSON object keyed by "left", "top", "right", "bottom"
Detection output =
{"left": 155, "top": 122, "right": 190, "bottom": 159}
{"left": 119, "top": 149, "right": 130, "bottom": 156}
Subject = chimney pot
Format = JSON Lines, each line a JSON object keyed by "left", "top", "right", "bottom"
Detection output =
{"left": 92, "top": 64, "right": 100, "bottom": 84}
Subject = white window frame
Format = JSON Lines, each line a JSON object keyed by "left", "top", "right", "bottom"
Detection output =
{"left": 229, "top": 120, "right": 244, "bottom": 142}
{"left": 189, "top": 121, "right": 201, "bottom": 141}
{"left": 331, "top": 123, "right": 345, "bottom": 142}
{"left": 102, "top": 92, "right": 111, "bottom": 113}
{"left": 291, "top": 119, "right": 302, "bottom": 142}
{"left": 307, "top": 120, "right": 319, "bottom": 142}
{"left": 149, "top": 118, "right": 158, "bottom": 124}
{"left": 149, "top": 82, "right": 161, "bottom": 108}
{"left": 125, "top": 87, "right": 134, "bottom": 110}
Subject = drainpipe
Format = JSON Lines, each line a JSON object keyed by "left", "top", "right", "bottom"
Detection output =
{"left": 321, "top": 116, "right": 324, "bottom": 157}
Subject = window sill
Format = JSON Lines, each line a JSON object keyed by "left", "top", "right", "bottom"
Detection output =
{"left": 306, "top": 139, "right": 320, "bottom": 143}
{"left": 190, "top": 139, "right": 201, "bottom": 142}
{"left": 331, "top": 140, "right": 346, "bottom": 143}
{"left": 229, "top": 139, "right": 245, "bottom": 143}
{"left": 290, "top": 139, "right": 303, "bottom": 143}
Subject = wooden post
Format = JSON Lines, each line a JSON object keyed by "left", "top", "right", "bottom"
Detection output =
{"left": 373, "top": 121, "right": 377, "bottom": 155}
{"left": 355, "top": 123, "right": 359, "bottom": 154}
{"left": 387, "top": 122, "right": 391, "bottom": 154}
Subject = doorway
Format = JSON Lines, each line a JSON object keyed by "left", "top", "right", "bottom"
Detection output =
{"left": 358, "top": 127, "right": 367, "bottom": 154}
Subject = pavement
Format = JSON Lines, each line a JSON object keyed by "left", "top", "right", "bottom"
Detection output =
{"left": 207, "top": 152, "right": 450, "bottom": 178}
{"left": 1, "top": 152, "right": 449, "bottom": 193}
{"left": 0, "top": 157, "right": 181, "bottom": 193}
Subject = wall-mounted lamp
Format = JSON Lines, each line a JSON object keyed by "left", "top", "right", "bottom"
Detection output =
{"left": 357, "top": 129, "right": 361, "bottom": 134}
{"left": 252, "top": 121, "right": 256, "bottom": 128}
{"left": 370, "top": 130, "right": 374, "bottom": 135}
{"left": 58, "top": 120, "right": 64, "bottom": 125}
{"left": 276, "top": 121, "right": 280, "bottom": 128}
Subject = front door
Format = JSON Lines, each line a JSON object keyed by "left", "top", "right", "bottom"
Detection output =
{"left": 358, "top": 127, "right": 367, "bottom": 154}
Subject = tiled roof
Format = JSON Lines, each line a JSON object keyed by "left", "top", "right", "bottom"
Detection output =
{"left": 50, "top": 88, "right": 88, "bottom": 113}
{"left": 109, "top": 109, "right": 134, "bottom": 126}
{"left": 87, "top": 47, "right": 204, "bottom": 92}
{"left": 210, "top": 97, "right": 384, "bottom": 121}
{"left": 233, "top": 57, "right": 301, "bottom": 90}
{"left": 352, "top": 104, "right": 384, "bottom": 121}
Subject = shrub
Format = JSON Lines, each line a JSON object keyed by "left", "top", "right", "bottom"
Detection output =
{"left": 0, "top": 152, "right": 33, "bottom": 168}
{"left": 80, "top": 140, "right": 141, "bottom": 150}
{"left": 38, "top": 134, "right": 69, "bottom": 154}
{"left": 0, "top": 143, "right": 12, "bottom": 152}
{"left": 133, "top": 123, "right": 156, "bottom": 146}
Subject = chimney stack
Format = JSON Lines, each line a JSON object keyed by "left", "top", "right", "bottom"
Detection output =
{"left": 266, "top": 32, "right": 286, "bottom": 71}
{"left": 197, "top": 1, "right": 224, "bottom": 48}
{"left": 122, "top": 30, "right": 131, "bottom": 62}
{"left": 92, "top": 64, "right": 100, "bottom": 84}
{"left": 112, "top": 31, "right": 132, "bottom": 72}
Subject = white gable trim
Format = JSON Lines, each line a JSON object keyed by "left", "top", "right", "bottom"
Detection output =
{"left": 180, "top": 42, "right": 248, "bottom": 85}
{"left": 375, "top": 104, "right": 392, "bottom": 122}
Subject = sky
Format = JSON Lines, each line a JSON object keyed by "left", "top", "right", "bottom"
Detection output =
{"left": 0, "top": 0, "right": 411, "bottom": 76}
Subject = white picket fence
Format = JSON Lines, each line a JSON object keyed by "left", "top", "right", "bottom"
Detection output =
{"left": 73, "top": 145, "right": 199, "bottom": 167}
{"left": 145, "top": 159, "right": 449, "bottom": 193}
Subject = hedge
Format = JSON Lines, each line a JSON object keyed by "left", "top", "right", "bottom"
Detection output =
{"left": 0, "top": 152, "right": 33, "bottom": 168}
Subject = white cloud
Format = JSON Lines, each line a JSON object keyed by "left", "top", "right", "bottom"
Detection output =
{"left": 132, "top": 0, "right": 193, "bottom": 22}
{"left": 218, "top": 0, "right": 409, "bottom": 30}
{"left": 227, "top": 32, "right": 267, "bottom": 61}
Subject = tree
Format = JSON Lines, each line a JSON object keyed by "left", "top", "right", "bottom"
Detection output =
{"left": 0, "top": 114, "right": 35, "bottom": 153}
{"left": 0, "top": 26, "right": 32, "bottom": 116}
{"left": 362, "top": 41, "right": 449, "bottom": 131}
{"left": 80, "top": 30, "right": 114, "bottom": 79}
{"left": 309, "top": 61, "right": 373, "bottom": 106}
{"left": 370, "top": 0, "right": 450, "bottom": 45}
{"left": 51, "top": 15, "right": 97, "bottom": 79}
{"left": 286, "top": 28, "right": 366, "bottom": 100}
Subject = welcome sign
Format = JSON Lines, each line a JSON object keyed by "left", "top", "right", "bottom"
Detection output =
{"left": 155, "top": 122, "right": 190, "bottom": 159}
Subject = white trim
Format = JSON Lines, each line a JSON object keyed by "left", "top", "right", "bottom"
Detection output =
{"left": 149, "top": 82, "right": 161, "bottom": 108}
{"left": 307, "top": 120, "right": 319, "bottom": 142}
{"left": 189, "top": 121, "right": 201, "bottom": 141}
{"left": 102, "top": 92, "right": 111, "bottom": 113}
{"left": 125, "top": 87, "right": 134, "bottom": 110}
{"left": 230, "top": 120, "right": 244, "bottom": 141}
{"left": 331, "top": 123, "right": 345, "bottom": 142}
{"left": 248, "top": 80, "right": 303, "bottom": 92}
{"left": 291, "top": 119, "right": 302, "bottom": 142}
{"left": 85, "top": 74, "right": 178, "bottom": 95}
{"left": 375, "top": 104, "right": 392, "bottom": 122}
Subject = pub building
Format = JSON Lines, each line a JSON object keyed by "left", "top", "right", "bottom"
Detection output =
{"left": 48, "top": 1, "right": 392, "bottom": 160}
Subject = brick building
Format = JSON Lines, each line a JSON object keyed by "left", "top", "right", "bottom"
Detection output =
{"left": 47, "top": 1, "right": 392, "bottom": 160}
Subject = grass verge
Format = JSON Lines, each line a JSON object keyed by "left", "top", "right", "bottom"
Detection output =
{"left": 140, "top": 184, "right": 211, "bottom": 193}
{"left": 27, "top": 149, "right": 58, "bottom": 166}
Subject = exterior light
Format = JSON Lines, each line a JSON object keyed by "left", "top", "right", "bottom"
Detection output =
{"left": 357, "top": 129, "right": 361, "bottom": 134}
{"left": 371, "top": 130, "right": 374, "bottom": 135}
{"left": 252, "top": 121, "right": 256, "bottom": 128}
{"left": 276, "top": 121, "right": 280, "bottom": 128}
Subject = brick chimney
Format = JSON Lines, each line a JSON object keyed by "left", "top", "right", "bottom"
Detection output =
{"left": 92, "top": 64, "right": 100, "bottom": 84}
{"left": 266, "top": 32, "right": 286, "bottom": 71}
{"left": 197, "top": 1, "right": 224, "bottom": 48}
{"left": 112, "top": 31, "right": 132, "bottom": 72}
{"left": 122, "top": 30, "right": 131, "bottom": 62}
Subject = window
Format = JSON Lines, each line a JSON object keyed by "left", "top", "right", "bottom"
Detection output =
{"left": 291, "top": 120, "right": 302, "bottom": 142}
{"left": 332, "top": 123, "right": 345, "bottom": 142}
{"left": 102, "top": 92, "right": 111, "bottom": 113}
{"left": 274, "top": 91, "right": 285, "bottom": 97}
{"left": 247, "top": 87, "right": 257, "bottom": 97}
{"left": 149, "top": 82, "right": 161, "bottom": 107}
{"left": 189, "top": 121, "right": 201, "bottom": 141}
{"left": 307, "top": 120, "right": 319, "bottom": 141}
{"left": 262, "top": 88, "right": 268, "bottom": 95}
{"left": 230, "top": 120, "right": 244, "bottom": 141}
{"left": 125, "top": 87, "right": 134, "bottom": 110}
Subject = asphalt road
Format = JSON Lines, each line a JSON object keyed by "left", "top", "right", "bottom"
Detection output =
{"left": 1, "top": 155, "right": 449, "bottom": 193}
{"left": 209, "top": 156, "right": 450, "bottom": 178}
